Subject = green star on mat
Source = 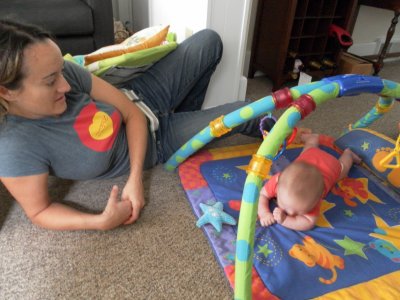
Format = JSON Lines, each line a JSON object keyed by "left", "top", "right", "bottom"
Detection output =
{"left": 196, "top": 202, "right": 236, "bottom": 233}
{"left": 257, "top": 244, "right": 273, "bottom": 257}
{"left": 361, "top": 141, "right": 370, "bottom": 151}
{"left": 344, "top": 209, "right": 354, "bottom": 217}
{"left": 222, "top": 173, "right": 232, "bottom": 179}
{"left": 334, "top": 236, "right": 367, "bottom": 259}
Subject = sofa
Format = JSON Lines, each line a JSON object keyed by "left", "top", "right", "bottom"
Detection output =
{"left": 0, "top": 0, "right": 115, "bottom": 55}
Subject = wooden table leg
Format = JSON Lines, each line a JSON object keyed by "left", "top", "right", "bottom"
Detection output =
{"left": 373, "top": 11, "right": 400, "bottom": 75}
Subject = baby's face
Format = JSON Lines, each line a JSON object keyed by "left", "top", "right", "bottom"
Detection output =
{"left": 276, "top": 190, "right": 317, "bottom": 216}
{"left": 277, "top": 198, "right": 306, "bottom": 216}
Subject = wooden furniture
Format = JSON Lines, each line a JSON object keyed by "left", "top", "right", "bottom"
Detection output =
{"left": 357, "top": 0, "right": 400, "bottom": 75}
{"left": 248, "top": 0, "right": 357, "bottom": 90}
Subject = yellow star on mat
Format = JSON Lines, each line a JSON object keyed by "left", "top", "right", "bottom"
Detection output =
{"left": 316, "top": 200, "right": 336, "bottom": 228}
{"left": 361, "top": 141, "right": 370, "bottom": 151}
{"left": 369, "top": 214, "right": 400, "bottom": 250}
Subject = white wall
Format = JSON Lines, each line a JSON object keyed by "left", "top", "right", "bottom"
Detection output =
{"left": 352, "top": 5, "right": 400, "bottom": 44}
{"left": 149, "top": 0, "right": 208, "bottom": 42}
{"left": 346, "top": 5, "right": 400, "bottom": 57}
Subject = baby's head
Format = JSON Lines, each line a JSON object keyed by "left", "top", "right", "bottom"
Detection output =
{"left": 276, "top": 161, "right": 324, "bottom": 216}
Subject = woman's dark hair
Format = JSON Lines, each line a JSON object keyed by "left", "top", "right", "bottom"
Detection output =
{"left": 0, "top": 19, "right": 53, "bottom": 117}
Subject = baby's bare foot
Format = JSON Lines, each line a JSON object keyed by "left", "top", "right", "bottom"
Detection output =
{"left": 345, "top": 148, "right": 362, "bottom": 164}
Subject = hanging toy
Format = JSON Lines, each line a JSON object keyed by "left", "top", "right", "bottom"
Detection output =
{"left": 259, "top": 114, "right": 294, "bottom": 174}
{"left": 379, "top": 134, "right": 400, "bottom": 169}
{"left": 259, "top": 113, "right": 276, "bottom": 138}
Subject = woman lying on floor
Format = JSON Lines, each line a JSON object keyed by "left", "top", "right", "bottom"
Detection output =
{"left": 0, "top": 20, "right": 263, "bottom": 230}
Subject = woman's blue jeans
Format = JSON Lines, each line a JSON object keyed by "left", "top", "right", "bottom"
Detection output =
{"left": 123, "top": 29, "right": 261, "bottom": 166}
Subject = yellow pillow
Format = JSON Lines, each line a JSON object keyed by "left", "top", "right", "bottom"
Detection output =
{"left": 84, "top": 25, "right": 169, "bottom": 65}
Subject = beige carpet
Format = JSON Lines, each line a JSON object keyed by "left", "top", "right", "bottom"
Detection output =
{"left": 1, "top": 61, "right": 399, "bottom": 300}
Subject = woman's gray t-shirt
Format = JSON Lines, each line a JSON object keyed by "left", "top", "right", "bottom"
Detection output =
{"left": 0, "top": 61, "right": 155, "bottom": 179}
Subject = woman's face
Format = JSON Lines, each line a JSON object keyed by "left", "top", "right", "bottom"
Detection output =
{"left": 6, "top": 39, "right": 71, "bottom": 119}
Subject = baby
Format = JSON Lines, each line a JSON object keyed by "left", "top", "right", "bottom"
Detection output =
{"left": 258, "top": 133, "right": 361, "bottom": 231}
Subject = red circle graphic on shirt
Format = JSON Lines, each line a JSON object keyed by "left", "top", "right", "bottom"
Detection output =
{"left": 73, "top": 102, "right": 121, "bottom": 152}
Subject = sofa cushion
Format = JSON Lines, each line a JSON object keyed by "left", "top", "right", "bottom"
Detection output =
{"left": 0, "top": 0, "right": 94, "bottom": 36}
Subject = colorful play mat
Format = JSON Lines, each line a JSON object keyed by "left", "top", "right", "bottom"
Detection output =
{"left": 178, "top": 133, "right": 400, "bottom": 299}
{"left": 167, "top": 74, "right": 400, "bottom": 299}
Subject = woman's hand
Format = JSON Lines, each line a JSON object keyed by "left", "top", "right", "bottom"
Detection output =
{"left": 121, "top": 176, "right": 145, "bottom": 224}
{"left": 101, "top": 185, "right": 133, "bottom": 230}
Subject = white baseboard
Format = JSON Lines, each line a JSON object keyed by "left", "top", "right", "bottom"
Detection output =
{"left": 348, "top": 41, "right": 380, "bottom": 56}
{"left": 379, "top": 37, "right": 400, "bottom": 53}
{"left": 350, "top": 37, "right": 400, "bottom": 57}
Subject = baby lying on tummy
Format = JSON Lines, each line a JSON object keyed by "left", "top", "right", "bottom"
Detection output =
{"left": 258, "top": 133, "right": 361, "bottom": 231}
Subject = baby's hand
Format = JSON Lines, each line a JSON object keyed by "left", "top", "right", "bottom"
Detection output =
{"left": 259, "top": 212, "right": 276, "bottom": 227}
{"left": 273, "top": 207, "right": 287, "bottom": 224}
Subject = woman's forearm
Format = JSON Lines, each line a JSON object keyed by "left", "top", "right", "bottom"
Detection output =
{"left": 125, "top": 107, "right": 148, "bottom": 178}
{"left": 30, "top": 202, "right": 104, "bottom": 230}
{"left": 30, "top": 184, "right": 133, "bottom": 231}
{"left": 119, "top": 103, "right": 148, "bottom": 224}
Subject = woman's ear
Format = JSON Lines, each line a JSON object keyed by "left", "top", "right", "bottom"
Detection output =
{"left": 0, "top": 85, "right": 16, "bottom": 102}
